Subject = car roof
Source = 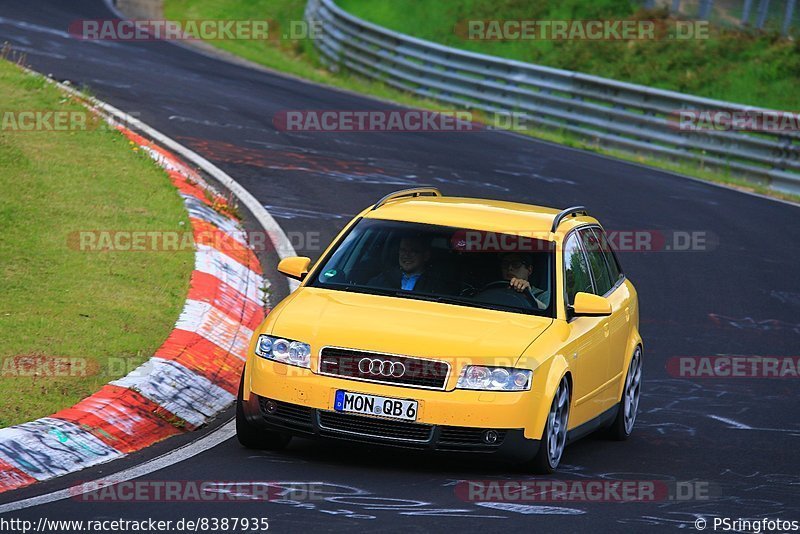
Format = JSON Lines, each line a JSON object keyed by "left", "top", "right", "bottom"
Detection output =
{"left": 364, "top": 196, "right": 598, "bottom": 238}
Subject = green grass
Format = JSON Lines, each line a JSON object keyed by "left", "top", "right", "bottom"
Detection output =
{"left": 0, "top": 59, "right": 194, "bottom": 427}
{"left": 162, "top": 0, "right": 799, "bottom": 203}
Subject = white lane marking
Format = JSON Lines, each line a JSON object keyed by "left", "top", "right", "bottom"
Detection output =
{"left": 474, "top": 502, "right": 585, "bottom": 515}
{"left": 708, "top": 414, "right": 800, "bottom": 435}
{"left": 707, "top": 415, "right": 753, "bottom": 430}
{"left": 0, "top": 420, "right": 235, "bottom": 513}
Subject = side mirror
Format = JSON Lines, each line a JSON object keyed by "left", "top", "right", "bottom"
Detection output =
{"left": 277, "top": 256, "right": 311, "bottom": 281}
{"left": 570, "top": 292, "right": 612, "bottom": 317}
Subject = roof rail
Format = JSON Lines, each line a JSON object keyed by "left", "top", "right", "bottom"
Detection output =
{"left": 550, "top": 206, "right": 588, "bottom": 232}
{"left": 371, "top": 187, "right": 442, "bottom": 210}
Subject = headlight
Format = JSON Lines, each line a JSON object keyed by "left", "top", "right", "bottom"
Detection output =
{"left": 255, "top": 335, "right": 311, "bottom": 369}
{"left": 456, "top": 366, "right": 532, "bottom": 391}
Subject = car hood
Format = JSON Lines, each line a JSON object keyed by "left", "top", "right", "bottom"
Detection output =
{"left": 267, "top": 287, "right": 553, "bottom": 368}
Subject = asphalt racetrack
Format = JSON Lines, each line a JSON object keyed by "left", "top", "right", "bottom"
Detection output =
{"left": 1, "top": 1, "right": 799, "bottom": 531}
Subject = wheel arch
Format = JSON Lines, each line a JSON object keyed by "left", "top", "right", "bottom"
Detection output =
{"left": 527, "top": 354, "right": 571, "bottom": 440}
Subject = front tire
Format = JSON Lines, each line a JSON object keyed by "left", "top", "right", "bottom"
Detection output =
{"left": 608, "top": 346, "right": 642, "bottom": 441}
{"left": 527, "top": 376, "right": 570, "bottom": 474}
{"left": 236, "top": 370, "right": 291, "bottom": 450}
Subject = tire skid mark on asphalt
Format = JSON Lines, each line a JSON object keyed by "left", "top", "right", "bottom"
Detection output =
{"left": 0, "top": 119, "right": 269, "bottom": 494}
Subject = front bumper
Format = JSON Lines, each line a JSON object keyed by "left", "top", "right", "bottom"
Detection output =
{"left": 243, "top": 357, "right": 545, "bottom": 462}
{"left": 242, "top": 394, "right": 540, "bottom": 462}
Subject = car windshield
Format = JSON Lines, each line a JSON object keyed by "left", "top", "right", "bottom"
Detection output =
{"left": 308, "top": 218, "right": 555, "bottom": 316}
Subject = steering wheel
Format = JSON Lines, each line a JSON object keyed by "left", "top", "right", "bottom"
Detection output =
{"left": 475, "top": 280, "right": 538, "bottom": 307}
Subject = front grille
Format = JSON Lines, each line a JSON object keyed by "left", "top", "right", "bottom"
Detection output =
{"left": 318, "top": 410, "right": 434, "bottom": 442}
{"left": 439, "top": 426, "right": 507, "bottom": 450}
{"left": 259, "top": 398, "right": 314, "bottom": 432}
{"left": 319, "top": 347, "right": 449, "bottom": 389}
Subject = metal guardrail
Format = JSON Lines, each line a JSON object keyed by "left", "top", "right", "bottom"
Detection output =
{"left": 305, "top": 0, "right": 800, "bottom": 195}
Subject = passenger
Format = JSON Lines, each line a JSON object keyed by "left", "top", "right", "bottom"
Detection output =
{"left": 369, "top": 235, "right": 450, "bottom": 293}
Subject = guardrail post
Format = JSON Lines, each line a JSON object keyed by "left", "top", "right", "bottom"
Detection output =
{"left": 782, "top": 0, "right": 796, "bottom": 35}
{"left": 741, "top": 0, "right": 755, "bottom": 25}
{"left": 756, "top": 0, "right": 771, "bottom": 28}
{"left": 699, "top": 0, "right": 715, "bottom": 19}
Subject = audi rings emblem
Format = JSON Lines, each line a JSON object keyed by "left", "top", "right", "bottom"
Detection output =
{"left": 358, "top": 358, "right": 406, "bottom": 378}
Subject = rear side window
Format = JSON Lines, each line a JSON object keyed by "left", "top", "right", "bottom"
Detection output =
{"left": 579, "top": 229, "right": 614, "bottom": 296}
{"left": 563, "top": 233, "right": 592, "bottom": 306}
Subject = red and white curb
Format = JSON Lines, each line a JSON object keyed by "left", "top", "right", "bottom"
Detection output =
{"left": 0, "top": 109, "right": 278, "bottom": 494}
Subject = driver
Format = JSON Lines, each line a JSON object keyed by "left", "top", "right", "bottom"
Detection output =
{"left": 500, "top": 252, "right": 549, "bottom": 309}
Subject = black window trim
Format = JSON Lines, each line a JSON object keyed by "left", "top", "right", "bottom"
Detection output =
{"left": 562, "top": 224, "right": 627, "bottom": 320}
{"left": 580, "top": 224, "right": 627, "bottom": 297}
{"left": 303, "top": 216, "right": 363, "bottom": 283}
{"left": 591, "top": 226, "right": 625, "bottom": 282}
{"left": 585, "top": 225, "right": 626, "bottom": 293}
{"left": 562, "top": 227, "right": 595, "bottom": 319}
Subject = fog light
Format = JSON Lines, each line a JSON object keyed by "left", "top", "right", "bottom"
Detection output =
{"left": 264, "top": 400, "right": 278, "bottom": 414}
{"left": 483, "top": 430, "right": 499, "bottom": 444}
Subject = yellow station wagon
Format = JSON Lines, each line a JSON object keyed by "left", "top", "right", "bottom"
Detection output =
{"left": 237, "top": 188, "right": 642, "bottom": 472}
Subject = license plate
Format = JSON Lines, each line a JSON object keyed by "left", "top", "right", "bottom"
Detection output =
{"left": 334, "top": 390, "right": 418, "bottom": 421}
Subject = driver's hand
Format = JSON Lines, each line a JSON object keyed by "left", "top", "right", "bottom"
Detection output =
{"left": 509, "top": 277, "right": 531, "bottom": 292}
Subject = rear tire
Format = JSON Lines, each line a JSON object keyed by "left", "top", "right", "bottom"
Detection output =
{"left": 607, "top": 346, "right": 642, "bottom": 441}
{"left": 527, "top": 376, "right": 570, "bottom": 474}
{"left": 236, "top": 370, "right": 291, "bottom": 450}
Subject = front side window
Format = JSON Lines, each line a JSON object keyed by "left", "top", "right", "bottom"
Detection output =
{"left": 563, "top": 233, "right": 593, "bottom": 306}
{"left": 580, "top": 228, "right": 614, "bottom": 296}
{"left": 592, "top": 228, "right": 624, "bottom": 284}
{"left": 308, "top": 219, "right": 555, "bottom": 316}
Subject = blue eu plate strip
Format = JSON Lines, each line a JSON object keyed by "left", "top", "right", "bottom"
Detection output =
{"left": 334, "top": 390, "right": 345, "bottom": 411}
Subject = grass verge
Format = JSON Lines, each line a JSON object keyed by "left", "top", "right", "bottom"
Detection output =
{"left": 162, "top": 0, "right": 799, "bottom": 203}
{"left": 0, "top": 58, "right": 194, "bottom": 427}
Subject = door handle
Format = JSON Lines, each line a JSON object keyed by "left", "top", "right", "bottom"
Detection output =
{"left": 625, "top": 306, "right": 630, "bottom": 322}
{"left": 603, "top": 323, "right": 610, "bottom": 337}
